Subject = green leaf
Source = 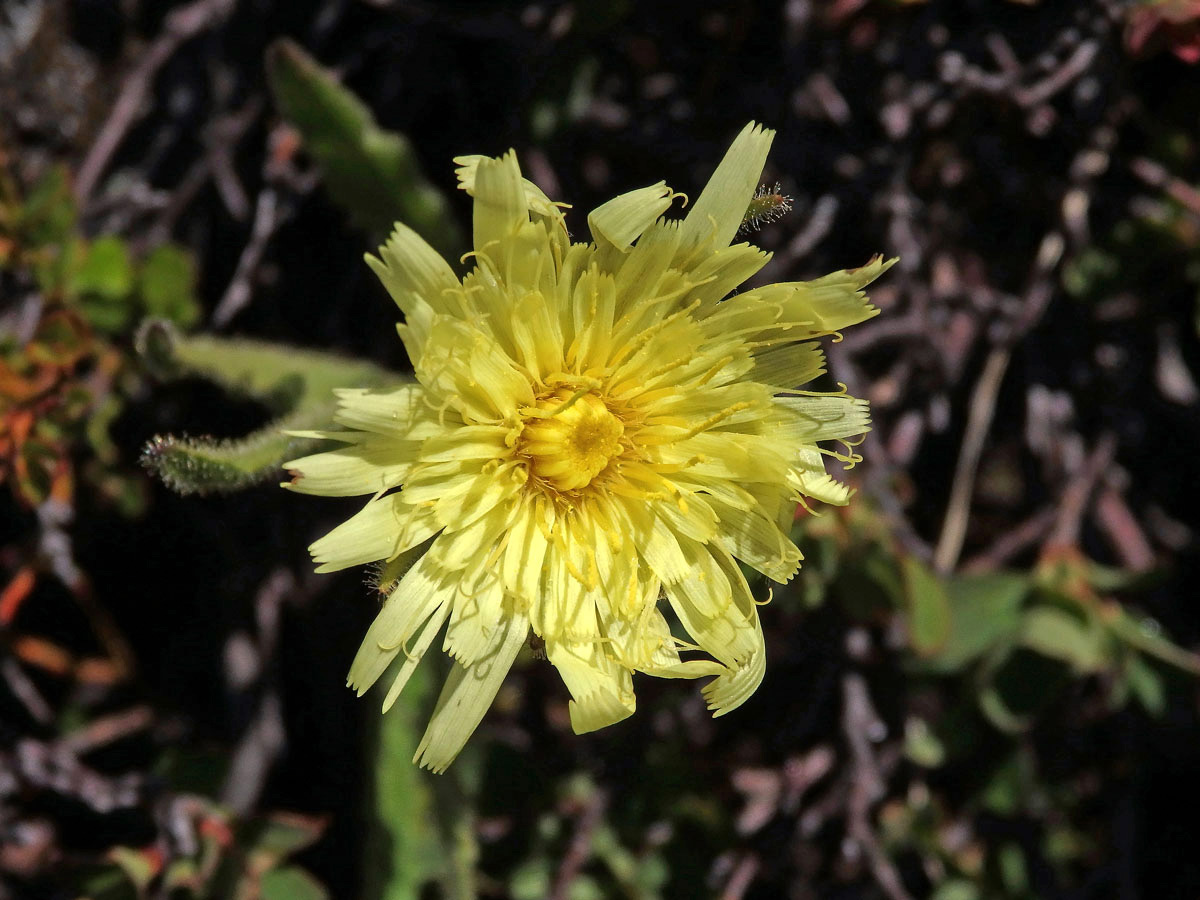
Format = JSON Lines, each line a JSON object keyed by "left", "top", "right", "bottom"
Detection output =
{"left": 997, "top": 842, "right": 1028, "bottom": 894}
{"left": 106, "top": 846, "right": 160, "bottom": 892}
{"left": 1124, "top": 654, "right": 1167, "bottom": 715}
{"left": 140, "top": 244, "right": 201, "bottom": 328}
{"left": 136, "top": 320, "right": 401, "bottom": 495}
{"left": 978, "top": 682, "right": 1034, "bottom": 735}
{"left": 1020, "top": 606, "right": 1109, "bottom": 673}
{"left": 981, "top": 752, "right": 1028, "bottom": 815}
{"left": 903, "top": 716, "right": 946, "bottom": 768}
{"left": 901, "top": 556, "right": 951, "bottom": 656}
{"left": 20, "top": 164, "right": 77, "bottom": 249}
{"left": 71, "top": 862, "right": 140, "bottom": 900}
{"left": 244, "top": 814, "right": 326, "bottom": 869}
{"left": 510, "top": 860, "right": 552, "bottom": 900}
{"left": 929, "top": 880, "right": 981, "bottom": 900}
{"left": 362, "top": 660, "right": 443, "bottom": 900}
{"left": 266, "top": 39, "right": 463, "bottom": 257}
{"left": 979, "top": 648, "right": 1069, "bottom": 734}
{"left": 568, "top": 877, "right": 604, "bottom": 900}
{"left": 259, "top": 866, "right": 330, "bottom": 900}
{"left": 913, "top": 573, "right": 1029, "bottom": 674}
{"left": 1108, "top": 607, "right": 1200, "bottom": 676}
{"left": 73, "top": 235, "right": 135, "bottom": 300}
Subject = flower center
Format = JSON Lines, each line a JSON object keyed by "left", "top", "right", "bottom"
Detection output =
{"left": 520, "top": 390, "right": 624, "bottom": 492}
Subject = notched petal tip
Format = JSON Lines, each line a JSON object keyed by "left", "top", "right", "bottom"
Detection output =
{"left": 588, "top": 181, "right": 677, "bottom": 253}
{"left": 678, "top": 121, "right": 776, "bottom": 256}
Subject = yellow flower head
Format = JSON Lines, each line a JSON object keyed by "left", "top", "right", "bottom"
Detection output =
{"left": 285, "top": 123, "right": 894, "bottom": 771}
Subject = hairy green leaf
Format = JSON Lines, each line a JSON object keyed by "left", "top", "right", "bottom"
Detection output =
{"left": 137, "top": 320, "right": 401, "bottom": 495}
{"left": 266, "top": 39, "right": 463, "bottom": 257}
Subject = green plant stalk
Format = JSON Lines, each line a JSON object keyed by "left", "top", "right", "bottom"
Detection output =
{"left": 362, "top": 659, "right": 480, "bottom": 900}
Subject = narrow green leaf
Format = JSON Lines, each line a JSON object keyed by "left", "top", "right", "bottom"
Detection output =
{"left": 1124, "top": 654, "right": 1167, "bottom": 716}
{"left": 140, "top": 244, "right": 201, "bottom": 328}
{"left": 259, "top": 866, "right": 330, "bottom": 900}
{"left": 1020, "top": 607, "right": 1109, "bottom": 673}
{"left": 72, "top": 235, "right": 134, "bottom": 299}
{"left": 243, "top": 814, "right": 327, "bottom": 867}
{"left": 929, "top": 880, "right": 981, "bottom": 900}
{"left": 362, "top": 661, "right": 442, "bottom": 900}
{"left": 997, "top": 842, "right": 1028, "bottom": 894}
{"left": 978, "top": 683, "right": 1033, "bottom": 735}
{"left": 912, "top": 573, "right": 1029, "bottom": 674}
{"left": 265, "top": 39, "right": 463, "bottom": 257}
{"left": 901, "top": 556, "right": 952, "bottom": 655}
{"left": 1109, "top": 607, "right": 1200, "bottom": 676}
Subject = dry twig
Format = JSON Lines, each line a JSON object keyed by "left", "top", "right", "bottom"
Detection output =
{"left": 74, "top": 0, "right": 237, "bottom": 205}
{"left": 548, "top": 787, "right": 609, "bottom": 900}
{"left": 842, "top": 674, "right": 913, "bottom": 900}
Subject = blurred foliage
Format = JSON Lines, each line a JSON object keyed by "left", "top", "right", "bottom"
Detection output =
{"left": 0, "top": 162, "right": 200, "bottom": 514}
{"left": 73, "top": 804, "right": 329, "bottom": 900}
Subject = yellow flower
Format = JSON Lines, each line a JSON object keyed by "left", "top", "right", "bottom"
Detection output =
{"left": 284, "top": 123, "right": 893, "bottom": 771}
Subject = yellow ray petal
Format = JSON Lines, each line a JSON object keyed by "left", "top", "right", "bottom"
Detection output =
{"left": 588, "top": 181, "right": 675, "bottom": 253}
{"left": 310, "top": 495, "right": 441, "bottom": 573}
{"left": 348, "top": 550, "right": 455, "bottom": 695}
{"left": 678, "top": 122, "right": 775, "bottom": 258}
{"left": 471, "top": 151, "right": 528, "bottom": 256}
{"left": 414, "top": 609, "right": 529, "bottom": 773}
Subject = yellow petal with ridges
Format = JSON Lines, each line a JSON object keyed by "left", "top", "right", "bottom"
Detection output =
{"left": 414, "top": 609, "right": 529, "bottom": 773}
{"left": 471, "top": 151, "right": 528, "bottom": 255}
{"left": 588, "top": 181, "right": 675, "bottom": 253}
{"left": 310, "top": 495, "right": 441, "bottom": 573}
{"left": 283, "top": 439, "right": 414, "bottom": 497}
{"left": 678, "top": 121, "right": 775, "bottom": 258}
{"left": 347, "top": 550, "right": 454, "bottom": 694}
{"left": 381, "top": 598, "right": 452, "bottom": 713}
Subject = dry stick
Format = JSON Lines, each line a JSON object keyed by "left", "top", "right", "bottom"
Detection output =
{"left": 841, "top": 674, "right": 914, "bottom": 900}
{"left": 932, "top": 345, "right": 1013, "bottom": 574}
{"left": 8, "top": 738, "right": 142, "bottom": 813}
{"left": 1045, "top": 433, "right": 1117, "bottom": 551}
{"left": 2, "top": 656, "right": 54, "bottom": 724}
{"left": 60, "top": 705, "right": 154, "bottom": 755}
{"left": 73, "top": 0, "right": 236, "bottom": 206}
{"left": 935, "top": 88, "right": 1130, "bottom": 573}
{"left": 931, "top": 30, "right": 1123, "bottom": 573}
{"left": 1094, "top": 484, "right": 1156, "bottom": 571}
{"left": 210, "top": 186, "right": 283, "bottom": 327}
{"left": 1013, "top": 39, "right": 1100, "bottom": 108}
{"left": 38, "top": 497, "right": 136, "bottom": 680}
{"left": 1130, "top": 156, "right": 1200, "bottom": 218}
{"left": 932, "top": 215, "right": 1065, "bottom": 576}
{"left": 548, "top": 788, "right": 609, "bottom": 900}
{"left": 961, "top": 506, "right": 1058, "bottom": 573}
{"left": 140, "top": 99, "right": 262, "bottom": 251}
{"left": 783, "top": 194, "right": 839, "bottom": 263}
{"left": 220, "top": 569, "right": 291, "bottom": 815}
{"left": 721, "top": 853, "right": 761, "bottom": 900}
